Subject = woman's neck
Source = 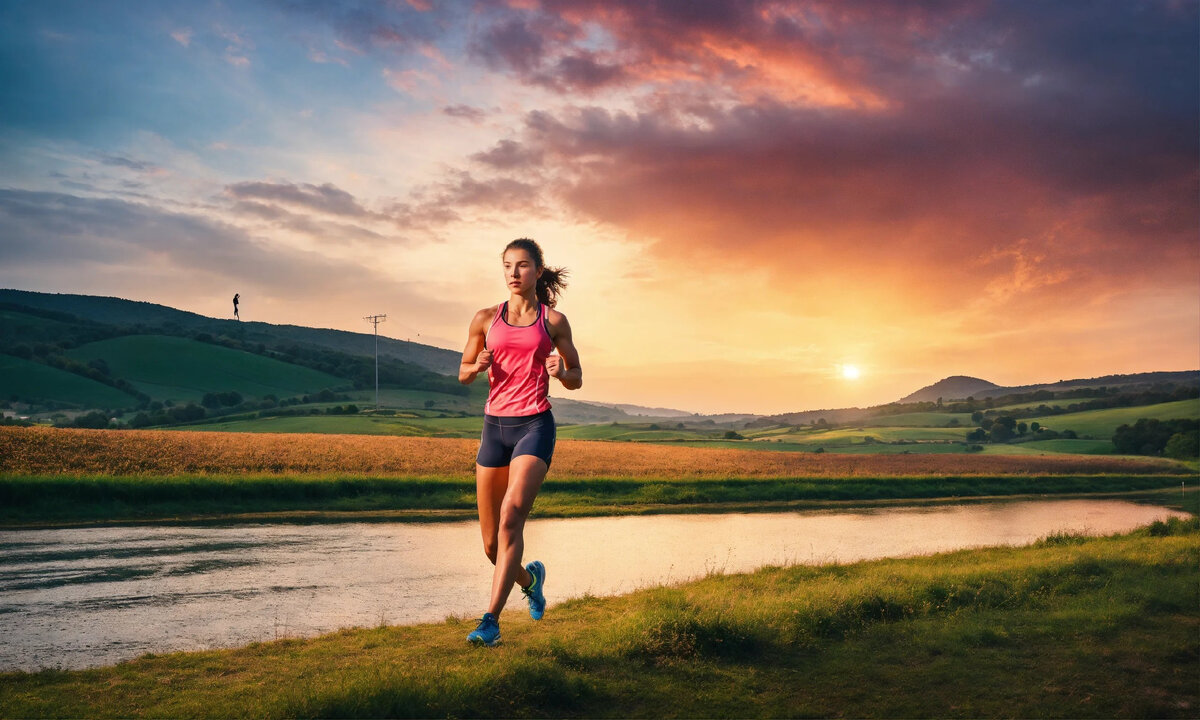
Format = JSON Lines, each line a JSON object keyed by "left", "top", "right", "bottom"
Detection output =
{"left": 508, "top": 292, "right": 538, "bottom": 316}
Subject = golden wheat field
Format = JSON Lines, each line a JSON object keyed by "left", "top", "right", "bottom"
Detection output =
{"left": 0, "top": 426, "right": 1188, "bottom": 477}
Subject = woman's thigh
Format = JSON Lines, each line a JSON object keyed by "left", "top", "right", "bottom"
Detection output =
{"left": 476, "top": 464, "right": 509, "bottom": 545}
{"left": 501, "top": 454, "right": 548, "bottom": 524}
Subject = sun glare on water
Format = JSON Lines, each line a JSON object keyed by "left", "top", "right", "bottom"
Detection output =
{"left": 841, "top": 364, "right": 861, "bottom": 380}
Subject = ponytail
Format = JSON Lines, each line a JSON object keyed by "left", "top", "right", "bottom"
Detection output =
{"left": 503, "top": 238, "right": 569, "bottom": 307}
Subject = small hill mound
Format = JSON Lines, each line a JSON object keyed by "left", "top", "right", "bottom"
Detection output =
{"left": 899, "top": 376, "right": 1003, "bottom": 404}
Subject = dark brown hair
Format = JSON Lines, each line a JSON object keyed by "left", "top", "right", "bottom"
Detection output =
{"left": 503, "top": 238, "right": 569, "bottom": 307}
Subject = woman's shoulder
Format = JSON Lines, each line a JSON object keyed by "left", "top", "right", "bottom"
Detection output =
{"left": 471, "top": 304, "right": 501, "bottom": 328}
{"left": 543, "top": 304, "right": 570, "bottom": 329}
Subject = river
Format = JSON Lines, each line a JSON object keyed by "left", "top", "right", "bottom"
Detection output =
{"left": 0, "top": 498, "right": 1186, "bottom": 671}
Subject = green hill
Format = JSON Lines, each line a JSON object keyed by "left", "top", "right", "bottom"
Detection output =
{"left": 1027, "top": 399, "right": 1200, "bottom": 438}
{"left": 0, "top": 353, "right": 136, "bottom": 408}
{"left": 64, "top": 335, "right": 346, "bottom": 403}
{"left": 0, "top": 289, "right": 461, "bottom": 374}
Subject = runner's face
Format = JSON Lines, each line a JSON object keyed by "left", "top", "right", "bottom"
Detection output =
{"left": 503, "top": 249, "right": 541, "bottom": 296}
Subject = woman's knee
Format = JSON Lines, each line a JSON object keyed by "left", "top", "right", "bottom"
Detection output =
{"left": 498, "top": 503, "right": 530, "bottom": 538}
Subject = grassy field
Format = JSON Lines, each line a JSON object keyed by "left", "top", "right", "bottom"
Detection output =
{"left": 175, "top": 413, "right": 485, "bottom": 437}
{"left": 1, "top": 515, "right": 1195, "bottom": 718}
{"left": 680, "top": 398, "right": 1199, "bottom": 455}
{"left": 0, "top": 354, "right": 135, "bottom": 408}
{"left": 1026, "top": 399, "right": 1200, "bottom": 437}
{"left": 339, "top": 385, "right": 488, "bottom": 412}
{"left": 1, "top": 426, "right": 1193, "bottom": 526}
{"left": 63, "top": 334, "right": 345, "bottom": 403}
{"left": 852, "top": 411, "right": 969, "bottom": 427}
{"left": 105, "top": 397, "right": 1198, "bottom": 461}
{"left": 2, "top": 427, "right": 1188, "bottom": 477}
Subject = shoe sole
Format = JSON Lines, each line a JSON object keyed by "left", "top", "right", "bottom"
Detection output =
{"left": 468, "top": 635, "right": 501, "bottom": 647}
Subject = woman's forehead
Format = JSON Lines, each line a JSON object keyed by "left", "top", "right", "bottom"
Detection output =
{"left": 503, "top": 248, "right": 535, "bottom": 263}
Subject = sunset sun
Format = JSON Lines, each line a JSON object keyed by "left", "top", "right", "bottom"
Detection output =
{"left": 842, "top": 364, "right": 861, "bottom": 380}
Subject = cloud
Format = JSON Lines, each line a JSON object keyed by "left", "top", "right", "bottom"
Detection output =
{"left": 224, "top": 180, "right": 370, "bottom": 218}
{"left": 460, "top": 0, "right": 964, "bottom": 103}
{"left": 170, "top": 28, "right": 192, "bottom": 47}
{"left": 443, "top": 104, "right": 490, "bottom": 122}
{"left": 227, "top": 200, "right": 393, "bottom": 246}
{"left": 308, "top": 48, "right": 349, "bottom": 66}
{"left": 97, "top": 153, "right": 161, "bottom": 173}
{"left": 277, "top": 0, "right": 461, "bottom": 55}
{"left": 472, "top": 0, "right": 1198, "bottom": 318}
{"left": 470, "top": 139, "right": 543, "bottom": 170}
{"left": 0, "top": 188, "right": 468, "bottom": 326}
{"left": 0, "top": 189, "right": 349, "bottom": 286}
{"left": 220, "top": 172, "right": 544, "bottom": 240}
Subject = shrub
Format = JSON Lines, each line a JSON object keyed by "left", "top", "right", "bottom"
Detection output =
{"left": 1163, "top": 430, "right": 1199, "bottom": 459}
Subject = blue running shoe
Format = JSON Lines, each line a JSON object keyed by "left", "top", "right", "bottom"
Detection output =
{"left": 467, "top": 612, "right": 501, "bottom": 646}
{"left": 522, "top": 560, "right": 546, "bottom": 620}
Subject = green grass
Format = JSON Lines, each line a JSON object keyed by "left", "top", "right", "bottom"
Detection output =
{"left": 0, "top": 354, "right": 136, "bottom": 408}
{"left": 2, "top": 473, "right": 1193, "bottom": 527}
{"left": 173, "top": 414, "right": 484, "bottom": 437}
{"left": 340, "top": 385, "right": 489, "bottom": 411}
{"left": 860, "top": 412, "right": 971, "bottom": 427}
{"left": 988, "top": 397, "right": 1104, "bottom": 412}
{"left": 2, "top": 517, "right": 1195, "bottom": 718}
{"left": 1012, "top": 438, "right": 1119, "bottom": 454}
{"left": 557, "top": 424, "right": 713, "bottom": 442}
{"left": 761, "top": 426, "right": 970, "bottom": 444}
{"left": 1027, "top": 399, "right": 1200, "bottom": 438}
{"left": 63, "top": 334, "right": 345, "bottom": 403}
{"left": 667, "top": 439, "right": 971, "bottom": 454}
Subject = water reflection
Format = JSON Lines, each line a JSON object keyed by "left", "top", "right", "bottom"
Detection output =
{"left": 0, "top": 499, "right": 1186, "bottom": 671}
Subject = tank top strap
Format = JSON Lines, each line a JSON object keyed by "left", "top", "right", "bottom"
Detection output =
{"left": 485, "top": 301, "right": 505, "bottom": 348}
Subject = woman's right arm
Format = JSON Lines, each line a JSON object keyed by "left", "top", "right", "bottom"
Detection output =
{"left": 459, "top": 308, "right": 494, "bottom": 384}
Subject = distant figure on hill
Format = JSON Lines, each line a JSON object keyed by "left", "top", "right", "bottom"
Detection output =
{"left": 232, "top": 293, "right": 240, "bottom": 320}
{"left": 458, "top": 237, "right": 582, "bottom": 647}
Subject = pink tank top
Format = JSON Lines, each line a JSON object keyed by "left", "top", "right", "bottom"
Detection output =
{"left": 484, "top": 300, "right": 554, "bottom": 416}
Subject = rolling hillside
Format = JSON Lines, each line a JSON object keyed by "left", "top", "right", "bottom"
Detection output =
{"left": 0, "top": 353, "right": 136, "bottom": 408}
{"left": 63, "top": 335, "right": 346, "bottom": 404}
{"left": 0, "top": 289, "right": 461, "bottom": 374}
{"left": 900, "top": 370, "right": 1200, "bottom": 403}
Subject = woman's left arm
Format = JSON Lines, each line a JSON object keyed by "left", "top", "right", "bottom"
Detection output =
{"left": 545, "top": 310, "right": 582, "bottom": 390}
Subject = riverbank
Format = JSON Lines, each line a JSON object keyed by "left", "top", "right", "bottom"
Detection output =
{"left": 2, "top": 472, "right": 1194, "bottom": 528}
{"left": 2, "top": 515, "right": 1195, "bottom": 718}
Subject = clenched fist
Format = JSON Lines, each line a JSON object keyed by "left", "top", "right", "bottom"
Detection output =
{"left": 545, "top": 353, "right": 563, "bottom": 379}
{"left": 475, "top": 348, "right": 494, "bottom": 372}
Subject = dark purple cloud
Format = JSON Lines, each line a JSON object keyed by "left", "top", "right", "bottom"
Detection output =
{"left": 470, "top": 139, "right": 543, "bottom": 170}
{"left": 443, "top": 104, "right": 490, "bottom": 122}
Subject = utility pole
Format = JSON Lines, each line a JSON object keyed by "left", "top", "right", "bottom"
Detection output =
{"left": 363, "top": 314, "right": 386, "bottom": 409}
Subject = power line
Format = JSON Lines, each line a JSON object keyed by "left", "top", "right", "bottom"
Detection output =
{"left": 363, "top": 314, "right": 386, "bottom": 409}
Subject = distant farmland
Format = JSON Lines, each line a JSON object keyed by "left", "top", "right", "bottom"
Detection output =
{"left": 0, "top": 426, "right": 1190, "bottom": 477}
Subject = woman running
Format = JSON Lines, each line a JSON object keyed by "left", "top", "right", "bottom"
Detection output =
{"left": 458, "top": 238, "right": 583, "bottom": 646}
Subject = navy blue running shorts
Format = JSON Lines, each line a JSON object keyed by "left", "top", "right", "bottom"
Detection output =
{"left": 476, "top": 409, "right": 556, "bottom": 469}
